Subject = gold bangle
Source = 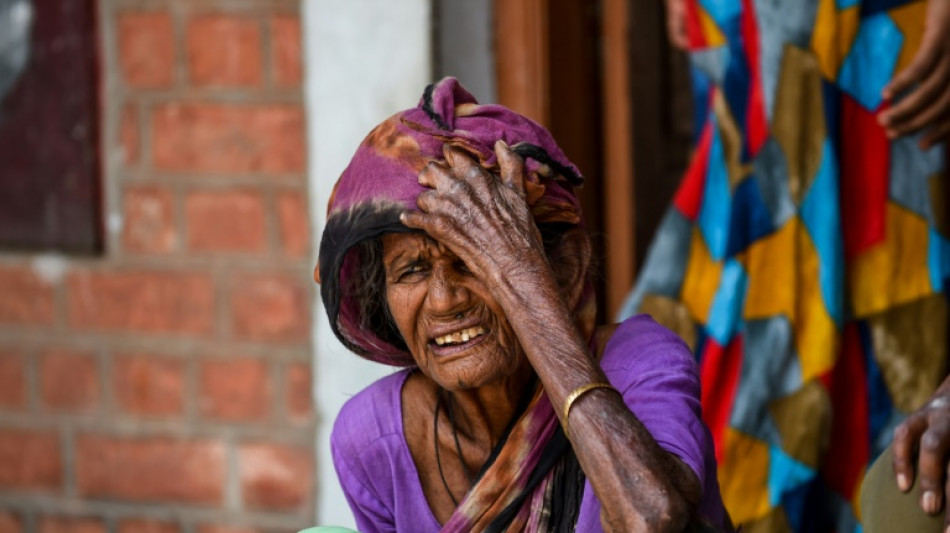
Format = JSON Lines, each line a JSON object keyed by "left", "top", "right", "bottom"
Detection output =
{"left": 561, "top": 382, "right": 618, "bottom": 436}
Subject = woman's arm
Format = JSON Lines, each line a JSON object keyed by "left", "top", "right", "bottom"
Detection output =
{"left": 402, "top": 142, "right": 704, "bottom": 532}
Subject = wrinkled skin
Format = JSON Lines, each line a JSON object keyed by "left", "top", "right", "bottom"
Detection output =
{"left": 893, "top": 375, "right": 950, "bottom": 528}
{"left": 398, "top": 141, "right": 701, "bottom": 532}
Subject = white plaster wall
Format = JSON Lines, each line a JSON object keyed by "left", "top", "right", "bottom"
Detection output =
{"left": 303, "top": 0, "right": 433, "bottom": 527}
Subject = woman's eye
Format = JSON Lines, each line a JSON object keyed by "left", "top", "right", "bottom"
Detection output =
{"left": 399, "top": 264, "right": 428, "bottom": 280}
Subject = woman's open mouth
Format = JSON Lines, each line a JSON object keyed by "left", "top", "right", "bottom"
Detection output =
{"left": 429, "top": 326, "right": 488, "bottom": 357}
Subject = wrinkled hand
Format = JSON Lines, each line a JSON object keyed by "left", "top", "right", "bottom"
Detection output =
{"left": 892, "top": 377, "right": 950, "bottom": 526}
{"left": 400, "top": 141, "right": 551, "bottom": 291}
{"left": 878, "top": 0, "right": 950, "bottom": 149}
{"left": 664, "top": 0, "right": 689, "bottom": 50}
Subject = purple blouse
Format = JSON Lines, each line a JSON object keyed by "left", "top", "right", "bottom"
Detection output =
{"left": 331, "top": 315, "right": 729, "bottom": 532}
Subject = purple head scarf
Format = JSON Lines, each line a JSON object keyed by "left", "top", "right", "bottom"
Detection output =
{"left": 317, "top": 77, "right": 593, "bottom": 366}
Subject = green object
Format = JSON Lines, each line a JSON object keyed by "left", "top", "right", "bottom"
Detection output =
{"left": 860, "top": 445, "right": 943, "bottom": 533}
{"left": 296, "top": 528, "right": 360, "bottom": 533}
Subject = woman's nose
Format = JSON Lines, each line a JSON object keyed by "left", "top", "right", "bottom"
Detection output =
{"left": 426, "top": 265, "right": 469, "bottom": 315}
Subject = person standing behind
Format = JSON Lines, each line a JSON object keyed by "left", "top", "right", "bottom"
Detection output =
{"left": 620, "top": 0, "right": 950, "bottom": 531}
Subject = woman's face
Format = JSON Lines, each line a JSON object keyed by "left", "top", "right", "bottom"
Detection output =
{"left": 381, "top": 232, "right": 527, "bottom": 390}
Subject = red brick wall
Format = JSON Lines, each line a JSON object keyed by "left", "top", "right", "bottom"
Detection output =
{"left": 0, "top": 1, "right": 314, "bottom": 531}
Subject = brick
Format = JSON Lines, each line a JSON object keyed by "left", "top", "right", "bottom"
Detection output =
{"left": 230, "top": 274, "right": 309, "bottom": 342}
{"left": 38, "top": 517, "right": 105, "bottom": 533}
{"left": 185, "top": 190, "right": 266, "bottom": 253}
{"left": 123, "top": 187, "right": 177, "bottom": 254}
{"left": 118, "top": 12, "right": 174, "bottom": 88}
{"left": 40, "top": 350, "right": 100, "bottom": 412}
{"left": 0, "top": 510, "right": 21, "bottom": 533}
{"left": 76, "top": 434, "right": 224, "bottom": 504}
{"left": 120, "top": 103, "right": 140, "bottom": 165}
{"left": 270, "top": 16, "right": 302, "bottom": 86}
{"left": 152, "top": 103, "right": 305, "bottom": 174}
{"left": 0, "top": 266, "right": 55, "bottom": 325}
{"left": 117, "top": 518, "right": 180, "bottom": 533}
{"left": 196, "top": 525, "right": 261, "bottom": 533}
{"left": 285, "top": 362, "right": 312, "bottom": 421}
{"left": 277, "top": 191, "right": 308, "bottom": 257}
{"left": 187, "top": 15, "right": 262, "bottom": 87}
{"left": 0, "top": 350, "right": 26, "bottom": 409}
{"left": 67, "top": 271, "right": 214, "bottom": 335}
{"left": 199, "top": 358, "right": 270, "bottom": 421}
{"left": 0, "top": 430, "right": 61, "bottom": 490}
{"left": 114, "top": 354, "right": 185, "bottom": 417}
{"left": 239, "top": 442, "right": 312, "bottom": 510}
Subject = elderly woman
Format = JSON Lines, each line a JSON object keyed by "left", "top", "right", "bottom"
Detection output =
{"left": 317, "top": 78, "right": 731, "bottom": 532}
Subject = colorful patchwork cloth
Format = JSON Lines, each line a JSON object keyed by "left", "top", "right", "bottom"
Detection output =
{"left": 618, "top": 0, "right": 949, "bottom": 531}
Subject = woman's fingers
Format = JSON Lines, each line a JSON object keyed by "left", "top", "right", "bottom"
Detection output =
{"left": 495, "top": 140, "right": 527, "bottom": 199}
{"left": 882, "top": 43, "right": 938, "bottom": 102}
{"left": 879, "top": 55, "right": 950, "bottom": 134}
{"left": 894, "top": 415, "right": 929, "bottom": 491}
{"left": 917, "top": 418, "right": 950, "bottom": 514}
{"left": 418, "top": 159, "right": 455, "bottom": 190}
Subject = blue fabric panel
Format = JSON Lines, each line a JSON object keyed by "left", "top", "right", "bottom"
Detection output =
{"left": 928, "top": 228, "right": 950, "bottom": 292}
{"left": 699, "top": 0, "right": 743, "bottom": 28}
{"left": 690, "top": 63, "right": 715, "bottom": 144}
{"left": 822, "top": 80, "right": 842, "bottom": 157}
{"left": 699, "top": 122, "right": 732, "bottom": 260}
{"left": 860, "top": 0, "right": 918, "bottom": 17}
{"left": 753, "top": 0, "right": 821, "bottom": 119}
{"left": 726, "top": 175, "right": 775, "bottom": 256}
{"left": 837, "top": 13, "right": 903, "bottom": 110}
{"left": 801, "top": 140, "right": 844, "bottom": 325}
{"left": 706, "top": 259, "right": 748, "bottom": 344}
{"left": 616, "top": 209, "right": 693, "bottom": 320}
{"left": 753, "top": 139, "right": 797, "bottom": 227}
{"left": 730, "top": 316, "right": 803, "bottom": 441}
{"left": 889, "top": 134, "right": 945, "bottom": 225}
{"left": 768, "top": 445, "right": 816, "bottom": 507}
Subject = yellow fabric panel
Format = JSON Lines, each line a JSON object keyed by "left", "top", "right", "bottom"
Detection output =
{"left": 740, "top": 219, "right": 797, "bottom": 319}
{"left": 698, "top": 8, "right": 727, "bottom": 47}
{"left": 680, "top": 228, "right": 722, "bottom": 323}
{"left": 810, "top": 0, "right": 860, "bottom": 81}
{"left": 888, "top": 1, "right": 926, "bottom": 77}
{"left": 849, "top": 204, "right": 933, "bottom": 317}
{"left": 740, "top": 219, "right": 836, "bottom": 379}
{"left": 793, "top": 225, "right": 838, "bottom": 381}
{"left": 719, "top": 428, "right": 772, "bottom": 524}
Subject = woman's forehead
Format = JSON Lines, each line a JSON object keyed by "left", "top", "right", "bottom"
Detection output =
{"left": 381, "top": 232, "right": 448, "bottom": 260}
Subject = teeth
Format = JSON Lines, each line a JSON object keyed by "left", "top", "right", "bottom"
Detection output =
{"left": 434, "top": 326, "right": 485, "bottom": 347}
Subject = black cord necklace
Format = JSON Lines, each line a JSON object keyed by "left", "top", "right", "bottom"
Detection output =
{"left": 434, "top": 390, "right": 475, "bottom": 507}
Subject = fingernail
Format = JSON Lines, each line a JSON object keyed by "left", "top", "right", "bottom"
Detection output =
{"left": 898, "top": 473, "right": 910, "bottom": 491}
{"left": 923, "top": 490, "right": 938, "bottom": 514}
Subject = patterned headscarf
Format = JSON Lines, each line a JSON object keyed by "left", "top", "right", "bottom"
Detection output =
{"left": 317, "top": 77, "right": 595, "bottom": 366}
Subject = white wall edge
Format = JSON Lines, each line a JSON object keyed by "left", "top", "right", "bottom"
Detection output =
{"left": 303, "top": 0, "right": 433, "bottom": 527}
